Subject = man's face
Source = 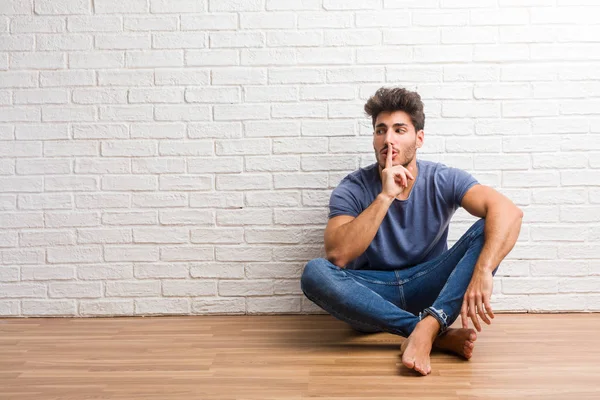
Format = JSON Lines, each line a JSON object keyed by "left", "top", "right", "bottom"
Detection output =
{"left": 372, "top": 110, "right": 424, "bottom": 169}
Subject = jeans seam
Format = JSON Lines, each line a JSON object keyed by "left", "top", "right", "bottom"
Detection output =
{"left": 394, "top": 270, "right": 407, "bottom": 309}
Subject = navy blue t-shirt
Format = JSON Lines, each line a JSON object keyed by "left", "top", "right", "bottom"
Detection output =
{"left": 328, "top": 159, "right": 479, "bottom": 271}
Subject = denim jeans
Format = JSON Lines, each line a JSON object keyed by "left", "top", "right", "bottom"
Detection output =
{"left": 301, "top": 218, "right": 499, "bottom": 338}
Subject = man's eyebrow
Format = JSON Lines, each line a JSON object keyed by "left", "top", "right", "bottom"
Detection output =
{"left": 375, "top": 123, "right": 408, "bottom": 128}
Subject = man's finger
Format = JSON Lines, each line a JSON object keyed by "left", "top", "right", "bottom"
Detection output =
{"left": 484, "top": 298, "right": 495, "bottom": 320}
{"left": 477, "top": 298, "right": 490, "bottom": 325}
{"left": 460, "top": 299, "right": 468, "bottom": 329}
{"left": 469, "top": 297, "right": 481, "bottom": 332}
{"left": 385, "top": 144, "right": 393, "bottom": 169}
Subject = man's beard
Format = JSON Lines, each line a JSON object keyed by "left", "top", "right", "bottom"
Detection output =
{"left": 375, "top": 140, "right": 417, "bottom": 169}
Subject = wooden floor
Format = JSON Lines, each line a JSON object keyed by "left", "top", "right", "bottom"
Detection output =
{"left": 1, "top": 314, "right": 599, "bottom": 400}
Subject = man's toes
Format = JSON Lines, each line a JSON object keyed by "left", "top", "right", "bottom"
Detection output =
{"left": 402, "top": 355, "right": 415, "bottom": 369}
{"left": 469, "top": 331, "right": 477, "bottom": 341}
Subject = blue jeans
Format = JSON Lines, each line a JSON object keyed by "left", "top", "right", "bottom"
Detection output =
{"left": 301, "top": 219, "right": 498, "bottom": 338}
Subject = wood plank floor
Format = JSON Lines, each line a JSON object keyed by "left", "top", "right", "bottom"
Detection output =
{"left": 1, "top": 313, "right": 599, "bottom": 400}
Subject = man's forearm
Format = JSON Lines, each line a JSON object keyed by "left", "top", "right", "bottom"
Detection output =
{"left": 326, "top": 193, "right": 394, "bottom": 267}
{"left": 475, "top": 202, "right": 523, "bottom": 273}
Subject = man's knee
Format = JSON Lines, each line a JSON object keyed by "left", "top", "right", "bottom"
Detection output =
{"left": 300, "top": 258, "right": 328, "bottom": 295}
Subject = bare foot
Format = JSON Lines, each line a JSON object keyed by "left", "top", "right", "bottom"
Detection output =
{"left": 399, "top": 318, "right": 439, "bottom": 376}
{"left": 433, "top": 328, "right": 477, "bottom": 359}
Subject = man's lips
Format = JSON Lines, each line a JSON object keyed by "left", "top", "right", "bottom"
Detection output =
{"left": 381, "top": 150, "right": 398, "bottom": 156}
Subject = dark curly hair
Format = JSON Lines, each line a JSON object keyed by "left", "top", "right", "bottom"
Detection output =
{"left": 364, "top": 87, "right": 425, "bottom": 132}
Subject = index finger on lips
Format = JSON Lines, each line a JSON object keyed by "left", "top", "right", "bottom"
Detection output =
{"left": 386, "top": 144, "right": 392, "bottom": 169}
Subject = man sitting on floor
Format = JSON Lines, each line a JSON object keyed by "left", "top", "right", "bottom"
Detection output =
{"left": 301, "top": 86, "right": 523, "bottom": 376}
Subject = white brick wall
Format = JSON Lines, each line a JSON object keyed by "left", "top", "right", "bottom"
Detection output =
{"left": 0, "top": 0, "right": 599, "bottom": 317}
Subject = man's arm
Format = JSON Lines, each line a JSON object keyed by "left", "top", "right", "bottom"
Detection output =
{"left": 459, "top": 184, "right": 524, "bottom": 331}
{"left": 461, "top": 184, "right": 524, "bottom": 273}
{"left": 325, "top": 193, "right": 395, "bottom": 268}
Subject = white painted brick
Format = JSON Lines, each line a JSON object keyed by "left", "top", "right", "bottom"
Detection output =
{"left": 2, "top": 248, "right": 45, "bottom": 264}
{"left": 132, "top": 193, "right": 187, "bottom": 208}
{"left": 15, "top": 89, "right": 67, "bottom": 105}
{"left": 159, "top": 209, "right": 213, "bottom": 226}
{"left": 40, "top": 70, "right": 94, "bottom": 88}
{"left": 302, "top": 120, "right": 356, "bottom": 136}
{"left": 0, "top": 231, "right": 17, "bottom": 247}
{"left": 245, "top": 263, "right": 303, "bottom": 279}
{"left": 473, "top": 154, "right": 530, "bottom": 171}
{"left": 101, "top": 175, "right": 157, "bottom": 191}
{"left": 159, "top": 140, "right": 213, "bottom": 156}
{"left": 216, "top": 139, "right": 270, "bottom": 155}
{"left": 327, "top": 29, "right": 381, "bottom": 46}
{"left": 11, "top": 52, "right": 65, "bottom": 69}
{"left": 78, "top": 264, "right": 133, "bottom": 280}
{"left": 191, "top": 228, "right": 244, "bottom": 244}
{"left": 160, "top": 246, "right": 213, "bottom": 261}
{"left": 45, "top": 211, "right": 99, "bottom": 228}
{"left": 159, "top": 175, "right": 212, "bottom": 191}
{"left": 18, "top": 193, "right": 72, "bottom": 209}
{"left": 188, "top": 122, "right": 242, "bottom": 139}
{"left": 188, "top": 157, "right": 243, "bottom": 173}
{"left": 503, "top": 171, "right": 559, "bottom": 188}
{"left": 240, "top": 12, "right": 295, "bottom": 29}
{"left": 529, "top": 294, "right": 585, "bottom": 312}
{"left": 42, "top": 105, "right": 95, "bottom": 122}
{"left": 101, "top": 140, "right": 156, "bottom": 156}
{"left": 302, "top": 190, "right": 332, "bottom": 207}
{"left": 73, "top": 123, "right": 128, "bottom": 139}
{"left": 186, "top": 87, "right": 240, "bottom": 103}
{"left": 413, "top": 45, "right": 472, "bottom": 63}
{"left": 244, "top": 121, "right": 299, "bottom": 138}
{"left": 75, "top": 193, "right": 130, "bottom": 209}
{"left": 248, "top": 296, "right": 301, "bottom": 313}
{"left": 96, "top": 34, "right": 150, "bottom": 50}
{"left": 67, "top": 16, "right": 122, "bottom": 32}
{"left": 245, "top": 191, "right": 300, "bottom": 206}
{"left": 533, "top": 118, "right": 588, "bottom": 135}
{"left": 212, "top": 67, "right": 266, "bottom": 85}
{"left": 155, "top": 105, "right": 211, "bottom": 121}
{"left": 329, "top": 136, "right": 377, "bottom": 153}
{"left": 132, "top": 158, "right": 185, "bottom": 174}
{"left": 125, "top": 16, "right": 178, "bottom": 31}
{"left": 0, "top": 177, "right": 43, "bottom": 193}
{"left": 44, "top": 140, "right": 100, "bottom": 157}
{"left": 191, "top": 298, "right": 245, "bottom": 314}
{"left": 520, "top": 206, "right": 558, "bottom": 223}
{"left": 560, "top": 170, "right": 600, "bottom": 187}
{"left": 0, "top": 71, "right": 36, "bottom": 88}
{"left": 190, "top": 192, "right": 243, "bottom": 208}
{"left": 268, "top": 67, "right": 325, "bottom": 84}
{"left": 0, "top": 141, "right": 41, "bottom": 157}
{"left": 21, "top": 265, "right": 74, "bottom": 280}
{"left": 241, "top": 49, "right": 296, "bottom": 66}
{"left": 266, "top": 0, "right": 320, "bottom": 11}
{"left": 384, "top": 28, "right": 438, "bottom": 45}
{"left": 135, "top": 263, "right": 189, "bottom": 279}
{"left": 99, "top": 70, "right": 153, "bottom": 86}
{"left": 443, "top": 101, "right": 500, "bottom": 118}
{"left": 49, "top": 282, "right": 101, "bottom": 298}
{"left": 0, "top": 195, "right": 17, "bottom": 211}
{"left": 214, "top": 104, "right": 270, "bottom": 120}
{"left": 133, "top": 228, "right": 188, "bottom": 244}
{"left": 186, "top": 49, "right": 239, "bottom": 66}
{"left": 216, "top": 174, "right": 271, "bottom": 190}
{"left": 0, "top": 35, "right": 34, "bottom": 51}
{"left": 105, "top": 280, "right": 160, "bottom": 296}
{"left": 100, "top": 105, "right": 154, "bottom": 122}
{"left": 300, "top": 85, "right": 354, "bottom": 101}
{"left": 150, "top": 0, "right": 206, "bottom": 13}
{"left": 70, "top": 51, "right": 124, "bottom": 68}
{"left": 126, "top": 51, "right": 183, "bottom": 68}
{"left": 20, "top": 230, "right": 75, "bottom": 247}
{"left": 0, "top": 267, "right": 18, "bottom": 282}
{"left": 94, "top": 0, "right": 148, "bottom": 13}
{"left": 387, "top": 67, "right": 442, "bottom": 83}
{"left": 22, "top": 300, "right": 76, "bottom": 316}
{"left": 210, "top": 32, "right": 264, "bottom": 48}
{"left": 273, "top": 138, "right": 327, "bottom": 154}
{"left": 324, "top": 0, "right": 380, "bottom": 10}
{"left": 560, "top": 206, "right": 600, "bottom": 222}
{"left": 301, "top": 155, "right": 357, "bottom": 171}
{"left": 80, "top": 300, "right": 134, "bottom": 316}
{"left": 531, "top": 225, "right": 586, "bottom": 242}
{"left": 217, "top": 209, "right": 272, "bottom": 225}
{"left": 47, "top": 245, "right": 102, "bottom": 263}
{"left": 153, "top": 32, "right": 206, "bottom": 49}
{"left": 35, "top": 0, "right": 90, "bottom": 14}
{"left": 163, "top": 280, "right": 216, "bottom": 296}
{"left": 219, "top": 280, "right": 272, "bottom": 296}
{"left": 155, "top": 69, "right": 209, "bottom": 85}
{"left": 273, "top": 173, "right": 328, "bottom": 189}
{"left": 190, "top": 263, "right": 244, "bottom": 279}
{"left": 273, "top": 244, "right": 325, "bottom": 261}
{"left": 74, "top": 158, "right": 130, "bottom": 174}
{"left": 181, "top": 15, "right": 237, "bottom": 30}
{"left": 82, "top": 227, "right": 133, "bottom": 246}
{"left": 532, "top": 189, "right": 587, "bottom": 205}
{"left": 105, "top": 246, "right": 159, "bottom": 262}
{"left": 532, "top": 153, "right": 587, "bottom": 169}
{"left": 272, "top": 103, "right": 327, "bottom": 118}
{"left": 135, "top": 299, "right": 190, "bottom": 315}
{"left": 274, "top": 209, "right": 327, "bottom": 225}
{"left": 296, "top": 48, "right": 353, "bottom": 65}
{"left": 45, "top": 176, "right": 98, "bottom": 191}
{"left": 503, "top": 136, "right": 560, "bottom": 153}
{"left": 3, "top": 0, "right": 33, "bottom": 15}
{"left": 412, "top": 10, "right": 468, "bottom": 26}
{"left": 37, "top": 34, "right": 91, "bottom": 50}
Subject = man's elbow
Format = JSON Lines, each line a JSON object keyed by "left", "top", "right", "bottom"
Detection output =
{"left": 325, "top": 250, "right": 347, "bottom": 269}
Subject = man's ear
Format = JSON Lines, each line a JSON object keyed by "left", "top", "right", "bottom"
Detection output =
{"left": 416, "top": 129, "right": 424, "bottom": 148}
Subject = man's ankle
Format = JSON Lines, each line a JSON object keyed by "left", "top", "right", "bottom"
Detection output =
{"left": 417, "top": 315, "right": 441, "bottom": 339}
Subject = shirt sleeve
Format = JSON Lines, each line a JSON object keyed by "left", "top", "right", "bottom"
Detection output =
{"left": 438, "top": 166, "right": 479, "bottom": 210}
{"left": 328, "top": 176, "right": 364, "bottom": 219}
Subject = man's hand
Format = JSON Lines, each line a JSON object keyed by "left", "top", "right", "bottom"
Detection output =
{"left": 460, "top": 269, "right": 495, "bottom": 332}
{"left": 380, "top": 143, "right": 414, "bottom": 200}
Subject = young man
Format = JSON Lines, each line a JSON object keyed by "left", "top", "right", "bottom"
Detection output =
{"left": 300, "top": 87, "right": 523, "bottom": 376}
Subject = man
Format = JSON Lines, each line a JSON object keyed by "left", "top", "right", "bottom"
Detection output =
{"left": 300, "top": 87, "right": 523, "bottom": 376}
